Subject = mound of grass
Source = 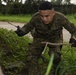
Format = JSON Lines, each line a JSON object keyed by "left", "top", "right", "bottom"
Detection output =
{"left": 60, "top": 46, "right": 76, "bottom": 75}
{"left": 0, "top": 28, "right": 32, "bottom": 75}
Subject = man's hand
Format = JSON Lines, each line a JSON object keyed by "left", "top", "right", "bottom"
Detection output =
{"left": 15, "top": 26, "right": 25, "bottom": 36}
{"left": 16, "top": 26, "right": 21, "bottom": 32}
{"left": 69, "top": 37, "right": 76, "bottom": 47}
{"left": 15, "top": 26, "right": 21, "bottom": 33}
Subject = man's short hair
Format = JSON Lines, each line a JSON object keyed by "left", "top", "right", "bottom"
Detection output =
{"left": 38, "top": 1, "right": 53, "bottom": 10}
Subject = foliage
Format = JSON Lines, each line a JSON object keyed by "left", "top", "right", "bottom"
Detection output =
{"left": 0, "top": 1, "right": 76, "bottom": 15}
{"left": 0, "top": 28, "right": 32, "bottom": 75}
{"left": 0, "top": 28, "right": 76, "bottom": 75}
{"left": 67, "top": 14, "right": 76, "bottom": 25}
{"left": 41, "top": 45, "right": 76, "bottom": 75}
{"left": 51, "top": 0, "right": 63, "bottom": 5}
{"left": 60, "top": 46, "right": 76, "bottom": 75}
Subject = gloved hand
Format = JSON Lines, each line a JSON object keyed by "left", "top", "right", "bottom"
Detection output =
{"left": 15, "top": 26, "right": 25, "bottom": 36}
{"left": 16, "top": 26, "right": 22, "bottom": 31}
{"left": 15, "top": 26, "right": 21, "bottom": 33}
{"left": 69, "top": 37, "right": 76, "bottom": 47}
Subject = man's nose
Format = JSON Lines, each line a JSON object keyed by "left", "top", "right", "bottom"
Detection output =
{"left": 43, "top": 17, "right": 47, "bottom": 21}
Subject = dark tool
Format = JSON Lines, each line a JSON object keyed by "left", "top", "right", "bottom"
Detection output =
{"left": 8, "top": 22, "right": 18, "bottom": 28}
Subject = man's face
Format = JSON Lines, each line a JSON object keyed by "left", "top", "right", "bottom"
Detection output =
{"left": 39, "top": 10, "right": 55, "bottom": 24}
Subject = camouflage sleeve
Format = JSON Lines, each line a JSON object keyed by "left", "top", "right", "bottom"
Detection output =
{"left": 21, "top": 17, "right": 35, "bottom": 35}
{"left": 61, "top": 16, "right": 76, "bottom": 37}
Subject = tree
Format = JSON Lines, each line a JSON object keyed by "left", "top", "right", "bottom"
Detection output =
{"left": 51, "top": 0, "right": 56, "bottom": 4}
{"left": 25, "top": 0, "right": 45, "bottom": 3}
{"left": 2, "top": 0, "right": 14, "bottom": 5}
{"left": 51, "top": 0, "right": 63, "bottom": 5}
{"left": 56, "top": 0, "right": 62, "bottom": 5}
{"left": 21, "top": 0, "right": 22, "bottom": 3}
{"left": 0, "top": 0, "right": 1, "bottom": 4}
{"left": 63, "top": 0, "right": 71, "bottom": 5}
{"left": 15, "top": 0, "right": 19, "bottom": 3}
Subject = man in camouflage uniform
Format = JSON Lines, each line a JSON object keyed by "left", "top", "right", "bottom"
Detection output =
{"left": 15, "top": 1, "right": 76, "bottom": 75}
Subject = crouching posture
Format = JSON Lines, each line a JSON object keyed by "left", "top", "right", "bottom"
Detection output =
{"left": 15, "top": 1, "right": 76, "bottom": 75}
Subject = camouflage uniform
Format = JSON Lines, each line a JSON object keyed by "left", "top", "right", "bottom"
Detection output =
{"left": 16, "top": 12, "right": 76, "bottom": 75}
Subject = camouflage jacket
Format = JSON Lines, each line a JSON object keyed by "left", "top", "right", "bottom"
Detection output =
{"left": 21, "top": 12, "right": 76, "bottom": 43}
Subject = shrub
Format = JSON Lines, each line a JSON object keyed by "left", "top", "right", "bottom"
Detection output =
{"left": 60, "top": 46, "right": 76, "bottom": 75}
{"left": 0, "top": 28, "right": 32, "bottom": 75}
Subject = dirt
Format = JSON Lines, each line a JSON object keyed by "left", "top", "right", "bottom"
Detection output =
{"left": 0, "top": 21, "right": 71, "bottom": 42}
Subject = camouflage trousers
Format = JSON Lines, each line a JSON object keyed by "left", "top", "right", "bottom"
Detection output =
{"left": 25, "top": 38, "right": 62, "bottom": 75}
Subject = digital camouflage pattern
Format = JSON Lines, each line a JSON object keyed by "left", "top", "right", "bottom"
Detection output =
{"left": 22, "top": 12, "right": 76, "bottom": 40}
{"left": 20, "top": 12, "right": 76, "bottom": 75}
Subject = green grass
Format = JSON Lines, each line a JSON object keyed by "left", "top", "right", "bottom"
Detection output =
{"left": 0, "top": 28, "right": 32, "bottom": 75}
{"left": 0, "top": 13, "right": 76, "bottom": 25}
{"left": 61, "top": 46, "right": 76, "bottom": 75}
{"left": 67, "top": 13, "right": 76, "bottom": 25}
{"left": 0, "top": 14, "right": 32, "bottom": 23}
{"left": 39, "top": 44, "right": 76, "bottom": 75}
